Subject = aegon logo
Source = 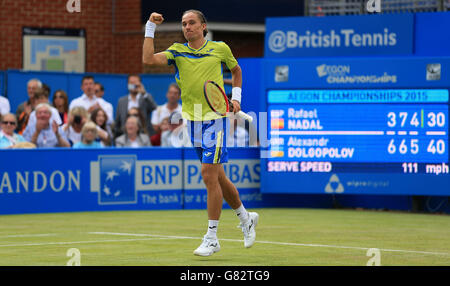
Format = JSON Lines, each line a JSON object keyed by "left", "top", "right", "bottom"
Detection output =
{"left": 316, "top": 64, "right": 350, "bottom": 77}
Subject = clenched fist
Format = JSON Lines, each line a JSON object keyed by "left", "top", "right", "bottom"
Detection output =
{"left": 149, "top": 12, "right": 164, "bottom": 25}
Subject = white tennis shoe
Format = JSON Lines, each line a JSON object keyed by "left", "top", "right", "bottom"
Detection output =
{"left": 239, "top": 212, "right": 259, "bottom": 248}
{"left": 193, "top": 235, "right": 220, "bottom": 256}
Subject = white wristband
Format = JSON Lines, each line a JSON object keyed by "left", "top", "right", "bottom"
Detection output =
{"left": 231, "top": 87, "right": 242, "bottom": 103}
{"left": 145, "top": 21, "right": 156, "bottom": 38}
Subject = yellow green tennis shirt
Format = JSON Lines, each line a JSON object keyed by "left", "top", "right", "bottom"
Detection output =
{"left": 163, "top": 40, "right": 238, "bottom": 121}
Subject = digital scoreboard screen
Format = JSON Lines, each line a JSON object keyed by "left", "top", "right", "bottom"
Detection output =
{"left": 267, "top": 89, "right": 449, "bottom": 176}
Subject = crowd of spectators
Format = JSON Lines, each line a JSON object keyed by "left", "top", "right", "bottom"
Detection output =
{"left": 0, "top": 75, "right": 256, "bottom": 149}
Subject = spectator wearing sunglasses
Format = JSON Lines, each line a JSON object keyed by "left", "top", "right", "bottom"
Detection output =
{"left": 0, "top": 113, "right": 27, "bottom": 148}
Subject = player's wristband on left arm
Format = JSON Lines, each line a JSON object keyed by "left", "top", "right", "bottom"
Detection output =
{"left": 231, "top": 87, "right": 242, "bottom": 103}
{"left": 145, "top": 21, "right": 156, "bottom": 38}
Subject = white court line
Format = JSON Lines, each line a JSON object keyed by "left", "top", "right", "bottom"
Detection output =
{"left": 0, "top": 233, "right": 57, "bottom": 238}
{"left": 89, "top": 232, "right": 450, "bottom": 257}
{"left": 0, "top": 237, "right": 174, "bottom": 248}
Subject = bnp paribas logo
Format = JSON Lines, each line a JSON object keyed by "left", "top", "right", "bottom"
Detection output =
{"left": 90, "top": 155, "right": 182, "bottom": 205}
{"left": 90, "top": 155, "right": 137, "bottom": 205}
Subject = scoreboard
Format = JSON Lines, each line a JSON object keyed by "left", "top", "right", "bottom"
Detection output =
{"left": 262, "top": 89, "right": 450, "bottom": 195}
{"left": 258, "top": 14, "right": 450, "bottom": 196}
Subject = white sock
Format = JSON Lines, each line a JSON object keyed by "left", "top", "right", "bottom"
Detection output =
{"left": 233, "top": 204, "right": 249, "bottom": 224}
{"left": 206, "top": 220, "right": 219, "bottom": 238}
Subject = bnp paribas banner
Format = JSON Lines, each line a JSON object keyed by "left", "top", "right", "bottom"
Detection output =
{"left": 265, "top": 13, "right": 414, "bottom": 57}
{"left": 0, "top": 148, "right": 263, "bottom": 215}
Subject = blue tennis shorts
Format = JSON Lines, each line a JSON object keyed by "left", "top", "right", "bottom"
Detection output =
{"left": 188, "top": 118, "right": 228, "bottom": 164}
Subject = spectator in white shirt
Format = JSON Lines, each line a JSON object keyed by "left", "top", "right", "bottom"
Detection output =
{"left": 26, "top": 88, "right": 62, "bottom": 129}
{"left": 94, "top": 82, "right": 114, "bottom": 126}
{"left": 69, "top": 76, "right": 112, "bottom": 120}
{"left": 0, "top": 95, "right": 10, "bottom": 116}
{"left": 62, "top": 106, "right": 89, "bottom": 146}
{"left": 227, "top": 115, "right": 251, "bottom": 148}
{"left": 23, "top": 103, "right": 70, "bottom": 148}
{"left": 161, "top": 111, "right": 191, "bottom": 148}
{"left": 151, "top": 83, "right": 182, "bottom": 134}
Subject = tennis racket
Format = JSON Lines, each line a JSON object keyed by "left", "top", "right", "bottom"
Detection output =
{"left": 203, "top": 80, "right": 253, "bottom": 122}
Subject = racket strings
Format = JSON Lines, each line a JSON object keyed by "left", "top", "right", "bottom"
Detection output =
{"left": 205, "top": 83, "right": 228, "bottom": 115}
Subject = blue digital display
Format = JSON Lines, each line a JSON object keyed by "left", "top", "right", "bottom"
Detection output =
{"left": 267, "top": 89, "right": 449, "bottom": 175}
{"left": 268, "top": 89, "right": 449, "bottom": 104}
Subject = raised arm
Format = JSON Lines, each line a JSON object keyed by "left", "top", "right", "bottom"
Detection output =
{"left": 143, "top": 12, "right": 169, "bottom": 66}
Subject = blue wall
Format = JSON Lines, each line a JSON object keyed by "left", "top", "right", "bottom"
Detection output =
{"left": 5, "top": 70, "right": 177, "bottom": 115}
{"left": 3, "top": 68, "right": 239, "bottom": 117}
{"left": 414, "top": 12, "right": 450, "bottom": 56}
{"left": 0, "top": 71, "right": 4, "bottom": 97}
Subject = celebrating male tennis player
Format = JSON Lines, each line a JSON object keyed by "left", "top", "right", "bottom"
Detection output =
{"left": 143, "top": 10, "right": 258, "bottom": 257}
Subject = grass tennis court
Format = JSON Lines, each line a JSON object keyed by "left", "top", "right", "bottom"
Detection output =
{"left": 0, "top": 208, "right": 449, "bottom": 266}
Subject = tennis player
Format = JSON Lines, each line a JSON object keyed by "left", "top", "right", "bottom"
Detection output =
{"left": 143, "top": 10, "right": 258, "bottom": 257}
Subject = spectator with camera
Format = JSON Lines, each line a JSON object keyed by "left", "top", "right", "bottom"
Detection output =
{"left": 62, "top": 106, "right": 89, "bottom": 146}
{"left": 114, "top": 74, "right": 157, "bottom": 139}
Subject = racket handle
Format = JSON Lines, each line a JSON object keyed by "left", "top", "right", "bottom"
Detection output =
{"left": 236, "top": 111, "right": 253, "bottom": 123}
